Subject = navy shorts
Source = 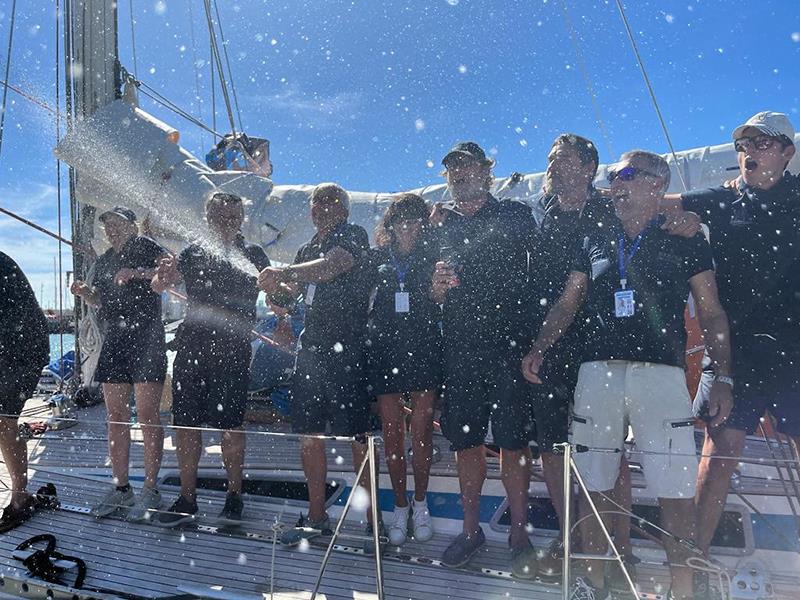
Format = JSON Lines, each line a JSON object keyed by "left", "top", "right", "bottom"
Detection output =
{"left": 172, "top": 340, "right": 250, "bottom": 430}
{"left": 291, "top": 343, "right": 370, "bottom": 437}
{"left": 95, "top": 323, "right": 167, "bottom": 385}
{"left": 529, "top": 383, "right": 570, "bottom": 454}
{"left": 0, "top": 368, "right": 41, "bottom": 418}
{"left": 440, "top": 347, "right": 534, "bottom": 452}
{"left": 693, "top": 344, "right": 800, "bottom": 437}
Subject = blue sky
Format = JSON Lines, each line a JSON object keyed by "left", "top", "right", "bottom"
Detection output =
{"left": 1, "top": 0, "right": 799, "bottom": 308}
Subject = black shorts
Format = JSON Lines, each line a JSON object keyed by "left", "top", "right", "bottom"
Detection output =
{"left": 291, "top": 343, "right": 370, "bottom": 437}
{"left": 366, "top": 331, "right": 443, "bottom": 397}
{"left": 172, "top": 340, "right": 250, "bottom": 430}
{"left": 95, "top": 323, "right": 167, "bottom": 384}
{"left": 529, "top": 382, "right": 571, "bottom": 454}
{"left": 440, "top": 347, "right": 534, "bottom": 452}
{"left": 0, "top": 368, "right": 41, "bottom": 418}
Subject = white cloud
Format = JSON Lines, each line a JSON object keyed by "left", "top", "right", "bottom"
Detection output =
{"left": 245, "top": 86, "right": 362, "bottom": 130}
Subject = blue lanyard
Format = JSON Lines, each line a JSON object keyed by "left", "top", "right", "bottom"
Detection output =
{"left": 617, "top": 219, "right": 658, "bottom": 289}
{"left": 389, "top": 249, "right": 409, "bottom": 291}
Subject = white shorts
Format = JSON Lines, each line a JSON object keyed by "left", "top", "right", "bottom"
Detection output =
{"left": 571, "top": 361, "right": 698, "bottom": 499}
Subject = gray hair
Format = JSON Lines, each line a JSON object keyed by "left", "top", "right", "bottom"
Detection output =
{"left": 619, "top": 150, "right": 671, "bottom": 191}
{"left": 311, "top": 182, "right": 350, "bottom": 213}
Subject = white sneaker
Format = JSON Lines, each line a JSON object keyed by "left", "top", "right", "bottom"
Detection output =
{"left": 126, "top": 487, "right": 162, "bottom": 522}
{"left": 92, "top": 485, "right": 135, "bottom": 518}
{"left": 411, "top": 498, "right": 434, "bottom": 542}
{"left": 388, "top": 504, "right": 410, "bottom": 546}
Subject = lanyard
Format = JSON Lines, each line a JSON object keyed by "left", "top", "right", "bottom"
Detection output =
{"left": 389, "top": 249, "right": 409, "bottom": 292}
{"left": 617, "top": 219, "right": 658, "bottom": 289}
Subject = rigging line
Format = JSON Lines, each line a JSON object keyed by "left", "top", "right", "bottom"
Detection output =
{"left": 128, "top": 0, "right": 138, "bottom": 78}
{"left": 559, "top": 0, "right": 615, "bottom": 161}
{"left": 136, "top": 82, "right": 223, "bottom": 138}
{"left": 186, "top": 0, "right": 207, "bottom": 151}
{"left": 0, "top": 0, "right": 19, "bottom": 161}
{"left": 0, "top": 411, "right": 370, "bottom": 442}
{"left": 56, "top": 0, "right": 65, "bottom": 391}
{"left": 0, "top": 79, "right": 57, "bottom": 116}
{"left": 614, "top": 0, "right": 688, "bottom": 192}
{"left": 211, "top": 0, "right": 244, "bottom": 131}
{"left": 210, "top": 27, "right": 217, "bottom": 136}
{"left": 202, "top": 0, "right": 237, "bottom": 135}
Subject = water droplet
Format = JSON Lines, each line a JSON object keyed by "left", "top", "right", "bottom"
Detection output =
{"left": 333, "top": 342, "right": 344, "bottom": 353}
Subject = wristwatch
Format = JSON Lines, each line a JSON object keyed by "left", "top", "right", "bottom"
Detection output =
{"left": 714, "top": 375, "right": 734, "bottom": 388}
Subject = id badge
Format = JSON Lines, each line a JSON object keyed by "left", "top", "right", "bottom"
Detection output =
{"left": 614, "top": 289, "right": 635, "bottom": 318}
{"left": 395, "top": 291, "right": 410, "bottom": 313}
{"left": 305, "top": 284, "right": 316, "bottom": 306}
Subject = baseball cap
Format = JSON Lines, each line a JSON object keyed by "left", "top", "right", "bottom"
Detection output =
{"left": 99, "top": 206, "right": 137, "bottom": 224}
{"left": 442, "top": 141, "right": 495, "bottom": 168}
{"left": 732, "top": 111, "right": 795, "bottom": 142}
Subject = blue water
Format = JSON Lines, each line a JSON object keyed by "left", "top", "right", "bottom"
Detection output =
{"left": 49, "top": 333, "right": 75, "bottom": 358}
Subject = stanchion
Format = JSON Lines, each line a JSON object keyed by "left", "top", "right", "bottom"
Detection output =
{"left": 368, "top": 434, "right": 385, "bottom": 600}
{"left": 556, "top": 442, "right": 639, "bottom": 599}
{"left": 310, "top": 434, "right": 384, "bottom": 600}
{"left": 559, "top": 442, "right": 572, "bottom": 600}
{"left": 569, "top": 451, "right": 639, "bottom": 599}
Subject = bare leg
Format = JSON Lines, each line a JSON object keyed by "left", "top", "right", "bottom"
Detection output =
{"left": 577, "top": 490, "right": 616, "bottom": 589}
{"left": 133, "top": 382, "right": 164, "bottom": 489}
{"left": 378, "top": 393, "right": 408, "bottom": 507}
{"left": 409, "top": 391, "right": 435, "bottom": 502}
{"left": 610, "top": 455, "right": 633, "bottom": 556}
{"left": 351, "top": 438, "right": 378, "bottom": 524}
{"left": 540, "top": 452, "right": 565, "bottom": 530}
{"left": 0, "top": 417, "right": 28, "bottom": 507}
{"left": 660, "top": 497, "right": 696, "bottom": 599}
{"left": 694, "top": 426, "right": 746, "bottom": 553}
{"left": 502, "top": 447, "right": 532, "bottom": 548}
{"left": 103, "top": 383, "right": 133, "bottom": 487}
{"left": 456, "top": 445, "right": 486, "bottom": 535}
{"left": 301, "top": 437, "right": 328, "bottom": 522}
{"left": 176, "top": 428, "right": 202, "bottom": 501}
{"left": 221, "top": 429, "right": 245, "bottom": 494}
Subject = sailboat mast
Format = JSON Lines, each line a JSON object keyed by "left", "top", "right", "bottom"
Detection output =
{"left": 63, "top": 0, "right": 120, "bottom": 381}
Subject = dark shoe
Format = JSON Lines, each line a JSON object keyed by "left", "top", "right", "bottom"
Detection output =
{"left": 362, "top": 521, "right": 386, "bottom": 555}
{"left": 570, "top": 576, "right": 610, "bottom": 600}
{"left": 217, "top": 492, "right": 244, "bottom": 525}
{"left": 441, "top": 528, "right": 486, "bottom": 568}
{"left": 536, "top": 538, "right": 564, "bottom": 582}
{"left": 0, "top": 497, "right": 36, "bottom": 533}
{"left": 605, "top": 553, "right": 639, "bottom": 597}
{"left": 279, "top": 514, "right": 331, "bottom": 547}
{"left": 510, "top": 540, "right": 538, "bottom": 580}
{"left": 155, "top": 495, "right": 198, "bottom": 528}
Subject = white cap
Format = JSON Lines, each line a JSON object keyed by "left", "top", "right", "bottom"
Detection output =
{"left": 732, "top": 111, "right": 795, "bottom": 142}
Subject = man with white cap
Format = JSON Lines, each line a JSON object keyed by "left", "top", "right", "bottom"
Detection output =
{"left": 667, "top": 111, "right": 799, "bottom": 595}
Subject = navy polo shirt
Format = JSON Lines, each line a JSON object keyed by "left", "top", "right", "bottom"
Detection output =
{"left": 435, "top": 195, "right": 538, "bottom": 355}
{"left": 682, "top": 174, "right": 800, "bottom": 359}
{"left": 573, "top": 220, "right": 714, "bottom": 367}
{"left": 529, "top": 189, "right": 615, "bottom": 383}
{"left": 93, "top": 235, "right": 167, "bottom": 330}
{"left": 178, "top": 237, "right": 271, "bottom": 344}
{"left": 294, "top": 222, "right": 372, "bottom": 350}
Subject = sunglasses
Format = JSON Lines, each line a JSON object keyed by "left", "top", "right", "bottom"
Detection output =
{"left": 607, "top": 165, "right": 660, "bottom": 184}
{"left": 733, "top": 135, "right": 788, "bottom": 153}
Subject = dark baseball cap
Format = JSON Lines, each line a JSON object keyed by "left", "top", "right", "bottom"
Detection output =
{"left": 99, "top": 206, "right": 138, "bottom": 224}
{"left": 442, "top": 141, "right": 495, "bottom": 168}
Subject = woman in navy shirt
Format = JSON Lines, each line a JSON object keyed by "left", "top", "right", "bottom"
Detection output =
{"left": 367, "top": 193, "right": 443, "bottom": 546}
